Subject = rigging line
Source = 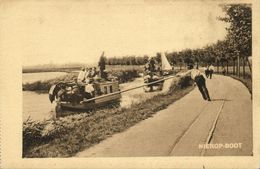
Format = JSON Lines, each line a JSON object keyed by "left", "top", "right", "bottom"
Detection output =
{"left": 79, "top": 75, "right": 177, "bottom": 103}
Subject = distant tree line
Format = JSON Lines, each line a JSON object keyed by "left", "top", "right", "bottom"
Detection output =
{"left": 105, "top": 56, "right": 149, "bottom": 65}
{"left": 102, "top": 4, "right": 251, "bottom": 78}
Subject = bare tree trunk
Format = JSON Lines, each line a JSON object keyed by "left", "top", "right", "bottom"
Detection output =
{"left": 247, "top": 57, "right": 252, "bottom": 74}
{"left": 226, "top": 60, "right": 229, "bottom": 75}
{"left": 237, "top": 54, "right": 240, "bottom": 77}
{"left": 243, "top": 57, "right": 245, "bottom": 79}
{"left": 217, "top": 60, "right": 219, "bottom": 73}
{"left": 233, "top": 59, "right": 235, "bottom": 75}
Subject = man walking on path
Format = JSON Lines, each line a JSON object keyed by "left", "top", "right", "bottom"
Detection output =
{"left": 182, "top": 65, "right": 211, "bottom": 101}
{"left": 221, "top": 66, "right": 226, "bottom": 75}
{"left": 209, "top": 64, "right": 215, "bottom": 79}
{"left": 204, "top": 65, "right": 209, "bottom": 78}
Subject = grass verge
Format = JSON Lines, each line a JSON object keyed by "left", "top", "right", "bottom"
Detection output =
{"left": 216, "top": 72, "right": 252, "bottom": 95}
{"left": 23, "top": 75, "right": 194, "bottom": 157}
{"left": 229, "top": 75, "right": 252, "bottom": 94}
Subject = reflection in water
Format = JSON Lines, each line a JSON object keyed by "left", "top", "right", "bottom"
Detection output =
{"left": 23, "top": 91, "right": 56, "bottom": 122}
{"left": 23, "top": 77, "right": 175, "bottom": 122}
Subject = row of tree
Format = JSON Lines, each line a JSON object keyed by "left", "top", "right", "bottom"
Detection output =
{"left": 106, "top": 56, "right": 149, "bottom": 65}
{"left": 100, "top": 4, "right": 252, "bottom": 78}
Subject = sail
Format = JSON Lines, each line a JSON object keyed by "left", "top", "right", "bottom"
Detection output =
{"left": 161, "top": 52, "right": 172, "bottom": 70}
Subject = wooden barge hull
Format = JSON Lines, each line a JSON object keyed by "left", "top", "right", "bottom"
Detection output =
{"left": 56, "top": 93, "right": 121, "bottom": 112}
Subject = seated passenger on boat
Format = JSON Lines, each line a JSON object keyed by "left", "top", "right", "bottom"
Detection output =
{"left": 84, "top": 79, "right": 95, "bottom": 99}
{"left": 67, "top": 78, "right": 82, "bottom": 104}
{"left": 74, "top": 66, "right": 115, "bottom": 101}
{"left": 85, "top": 67, "right": 91, "bottom": 77}
{"left": 144, "top": 62, "right": 149, "bottom": 72}
{"left": 83, "top": 67, "right": 99, "bottom": 82}
{"left": 90, "top": 67, "right": 98, "bottom": 78}
{"left": 77, "top": 67, "right": 86, "bottom": 83}
{"left": 144, "top": 71, "right": 159, "bottom": 81}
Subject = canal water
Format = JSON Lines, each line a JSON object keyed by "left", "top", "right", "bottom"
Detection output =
{"left": 22, "top": 72, "right": 67, "bottom": 84}
{"left": 22, "top": 73, "right": 175, "bottom": 122}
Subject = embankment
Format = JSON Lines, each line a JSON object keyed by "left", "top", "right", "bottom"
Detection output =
{"left": 23, "top": 75, "right": 194, "bottom": 157}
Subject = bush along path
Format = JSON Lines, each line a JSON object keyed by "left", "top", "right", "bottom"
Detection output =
{"left": 23, "top": 75, "right": 194, "bottom": 157}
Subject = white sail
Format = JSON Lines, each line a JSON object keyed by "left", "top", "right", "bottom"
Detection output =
{"left": 161, "top": 52, "right": 172, "bottom": 70}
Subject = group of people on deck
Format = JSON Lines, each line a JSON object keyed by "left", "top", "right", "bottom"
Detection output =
{"left": 143, "top": 57, "right": 162, "bottom": 83}
{"left": 77, "top": 67, "right": 98, "bottom": 84}
{"left": 144, "top": 57, "right": 163, "bottom": 77}
{"left": 70, "top": 67, "right": 99, "bottom": 101}
{"left": 59, "top": 66, "right": 112, "bottom": 104}
{"left": 145, "top": 57, "right": 162, "bottom": 73}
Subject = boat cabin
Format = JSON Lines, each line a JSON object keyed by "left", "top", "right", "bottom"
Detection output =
{"left": 92, "top": 81, "right": 121, "bottom": 104}
{"left": 95, "top": 81, "right": 120, "bottom": 95}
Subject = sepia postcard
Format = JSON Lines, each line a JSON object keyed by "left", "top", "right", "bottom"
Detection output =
{"left": 0, "top": 0, "right": 259, "bottom": 168}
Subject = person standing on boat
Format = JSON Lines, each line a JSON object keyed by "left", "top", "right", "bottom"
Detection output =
{"left": 148, "top": 57, "right": 156, "bottom": 73}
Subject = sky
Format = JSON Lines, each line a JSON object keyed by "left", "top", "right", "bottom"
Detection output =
{"left": 1, "top": 0, "right": 229, "bottom": 66}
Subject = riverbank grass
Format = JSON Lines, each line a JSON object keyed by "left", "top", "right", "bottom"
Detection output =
{"left": 23, "top": 75, "right": 194, "bottom": 157}
{"left": 229, "top": 75, "right": 252, "bottom": 94}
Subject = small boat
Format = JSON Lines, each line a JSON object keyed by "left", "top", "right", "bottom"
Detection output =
{"left": 161, "top": 52, "right": 174, "bottom": 76}
{"left": 49, "top": 80, "right": 121, "bottom": 114}
{"left": 143, "top": 72, "right": 164, "bottom": 92}
{"left": 143, "top": 53, "right": 170, "bottom": 92}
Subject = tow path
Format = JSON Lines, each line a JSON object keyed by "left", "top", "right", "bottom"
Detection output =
{"left": 76, "top": 75, "right": 252, "bottom": 157}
